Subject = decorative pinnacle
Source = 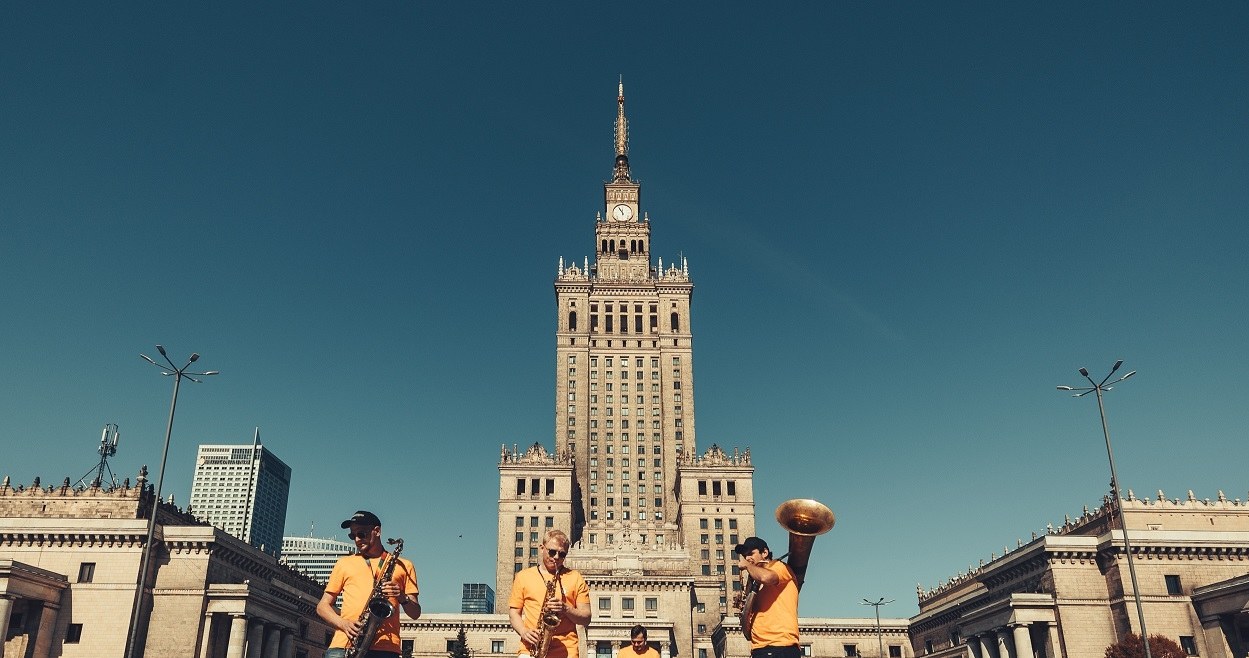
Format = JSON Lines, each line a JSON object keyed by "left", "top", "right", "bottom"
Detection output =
{"left": 612, "top": 76, "right": 632, "bottom": 183}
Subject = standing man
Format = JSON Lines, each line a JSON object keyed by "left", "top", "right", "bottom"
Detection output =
{"left": 735, "top": 536, "right": 799, "bottom": 658}
{"left": 617, "top": 625, "right": 659, "bottom": 658}
{"left": 317, "top": 510, "right": 421, "bottom": 658}
{"left": 509, "top": 529, "right": 591, "bottom": 658}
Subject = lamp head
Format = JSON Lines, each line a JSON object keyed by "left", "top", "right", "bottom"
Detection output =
{"left": 1078, "top": 367, "right": 1089, "bottom": 377}
{"left": 156, "top": 345, "right": 167, "bottom": 356}
{"left": 1111, "top": 359, "right": 1123, "bottom": 373}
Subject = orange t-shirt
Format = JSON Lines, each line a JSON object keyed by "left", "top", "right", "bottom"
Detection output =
{"left": 324, "top": 552, "right": 418, "bottom": 652}
{"left": 617, "top": 646, "right": 660, "bottom": 658}
{"left": 750, "top": 560, "right": 799, "bottom": 649}
{"left": 508, "top": 567, "right": 590, "bottom": 658}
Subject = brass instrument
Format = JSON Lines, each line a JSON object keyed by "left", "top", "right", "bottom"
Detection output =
{"left": 532, "top": 572, "right": 563, "bottom": 658}
{"left": 738, "top": 499, "right": 835, "bottom": 641}
{"left": 345, "top": 537, "right": 405, "bottom": 658}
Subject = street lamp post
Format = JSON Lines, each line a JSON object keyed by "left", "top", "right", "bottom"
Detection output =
{"left": 125, "top": 346, "right": 218, "bottom": 658}
{"left": 1057, "top": 360, "right": 1150, "bottom": 658}
{"left": 861, "top": 597, "right": 893, "bottom": 657}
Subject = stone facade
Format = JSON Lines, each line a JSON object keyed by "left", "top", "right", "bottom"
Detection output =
{"left": 909, "top": 490, "right": 1249, "bottom": 658}
{"left": 0, "top": 471, "right": 331, "bottom": 658}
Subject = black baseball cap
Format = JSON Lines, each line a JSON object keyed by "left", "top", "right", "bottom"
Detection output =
{"left": 340, "top": 510, "right": 381, "bottom": 529}
{"left": 734, "top": 536, "right": 769, "bottom": 556}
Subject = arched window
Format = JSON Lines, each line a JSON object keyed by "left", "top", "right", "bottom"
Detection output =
{"left": 610, "top": 239, "right": 616, "bottom": 252}
{"left": 601, "top": 240, "right": 608, "bottom": 253}
{"left": 630, "top": 240, "right": 637, "bottom": 252}
{"left": 639, "top": 240, "right": 645, "bottom": 252}
{"left": 569, "top": 311, "right": 577, "bottom": 331}
{"left": 670, "top": 312, "right": 679, "bottom": 332}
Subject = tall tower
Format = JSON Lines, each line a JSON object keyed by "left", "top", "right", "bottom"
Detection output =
{"left": 188, "top": 440, "right": 291, "bottom": 556}
{"left": 554, "top": 79, "right": 697, "bottom": 549}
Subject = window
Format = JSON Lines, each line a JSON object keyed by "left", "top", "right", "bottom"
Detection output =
{"left": 800, "top": 646, "right": 811, "bottom": 657}
{"left": 844, "top": 645, "right": 858, "bottom": 657}
{"left": 889, "top": 646, "right": 903, "bottom": 658}
{"left": 66, "top": 623, "right": 83, "bottom": 643}
{"left": 697, "top": 624, "right": 707, "bottom": 634}
{"left": 1166, "top": 574, "right": 1183, "bottom": 595}
{"left": 77, "top": 562, "right": 96, "bottom": 583}
{"left": 599, "top": 597, "right": 612, "bottom": 611}
{"left": 645, "top": 597, "right": 658, "bottom": 612}
{"left": 492, "top": 640, "right": 505, "bottom": 653}
{"left": 622, "top": 597, "right": 635, "bottom": 612}
{"left": 1179, "top": 636, "right": 1198, "bottom": 655}
{"left": 447, "top": 640, "right": 458, "bottom": 652}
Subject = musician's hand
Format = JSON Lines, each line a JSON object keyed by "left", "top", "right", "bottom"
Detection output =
{"left": 340, "top": 616, "right": 365, "bottom": 640}
{"left": 543, "top": 599, "right": 566, "bottom": 618}
{"left": 520, "top": 628, "right": 543, "bottom": 646}
{"left": 381, "top": 582, "right": 401, "bottom": 599}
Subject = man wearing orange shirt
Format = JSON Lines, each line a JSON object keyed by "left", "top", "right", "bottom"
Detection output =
{"left": 736, "top": 537, "right": 800, "bottom": 658}
{"left": 616, "top": 625, "right": 659, "bottom": 658}
{"left": 508, "top": 529, "right": 591, "bottom": 658}
{"left": 317, "top": 510, "right": 421, "bottom": 658}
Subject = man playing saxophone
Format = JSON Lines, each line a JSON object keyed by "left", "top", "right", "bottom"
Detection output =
{"left": 735, "top": 536, "right": 800, "bottom": 658}
{"left": 317, "top": 510, "right": 421, "bottom": 658}
{"left": 509, "top": 529, "right": 591, "bottom": 658}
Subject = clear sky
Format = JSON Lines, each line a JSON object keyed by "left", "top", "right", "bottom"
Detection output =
{"left": 2, "top": 3, "right": 1247, "bottom": 619}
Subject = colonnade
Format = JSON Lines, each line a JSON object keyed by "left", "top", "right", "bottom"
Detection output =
{"left": 964, "top": 621, "right": 1060, "bottom": 658}
{"left": 217, "top": 613, "right": 300, "bottom": 658}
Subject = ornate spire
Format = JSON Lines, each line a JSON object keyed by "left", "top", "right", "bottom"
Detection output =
{"left": 612, "top": 76, "right": 632, "bottom": 183}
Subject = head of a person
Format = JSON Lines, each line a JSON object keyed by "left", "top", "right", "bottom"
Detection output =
{"left": 340, "top": 510, "right": 382, "bottom": 553}
{"left": 733, "top": 536, "right": 770, "bottom": 561}
{"left": 629, "top": 625, "right": 648, "bottom": 652}
{"left": 541, "top": 529, "right": 570, "bottom": 571}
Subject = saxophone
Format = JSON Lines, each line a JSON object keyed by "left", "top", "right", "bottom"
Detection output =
{"left": 345, "top": 538, "right": 405, "bottom": 658}
{"left": 532, "top": 572, "right": 562, "bottom": 658}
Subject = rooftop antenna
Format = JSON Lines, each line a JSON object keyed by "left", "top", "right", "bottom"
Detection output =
{"left": 75, "top": 424, "right": 120, "bottom": 489}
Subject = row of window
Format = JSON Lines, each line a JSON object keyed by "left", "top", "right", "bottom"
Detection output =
{"left": 697, "top": 480, "right": 737, "bottom": 496}
{"left": 514, "top": 479, "right": 557, "bottom": 496}
{"left": 567, "top": 355, "right": 681, "bottom": 367}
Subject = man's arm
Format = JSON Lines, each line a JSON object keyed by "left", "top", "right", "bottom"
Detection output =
{"left": 739, "top": 555, "right": 780, "bottom": 586}
{"left": 401, "top": 593, "right": 422, "bottom": 620}
{"left": 317, "top": 591, "right": 360, "bottom": 640}
{"left": 510, "top": 607, "right": 542, "bottom": 647}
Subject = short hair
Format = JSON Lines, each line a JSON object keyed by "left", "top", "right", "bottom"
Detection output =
{"left": 544, "top": 529, "right": 570, "bottom": 548}
{"left": 630, "top": 625, "right": 647, "bottom": 640}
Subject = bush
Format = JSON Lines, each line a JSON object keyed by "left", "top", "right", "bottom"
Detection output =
{"left": 1104, "top": 633, "right": 1187, "bottom": 658}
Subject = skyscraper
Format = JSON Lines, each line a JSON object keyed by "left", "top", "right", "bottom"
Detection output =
{"left": 281, "top": 536, "right": 355, "bottom": 584}
{"left": 495, "top": 81, "right": 756, "bottom": 657}
{"left": 462, "top": 583, "right": 495, "bottom": 614}
{"left": 188, "top": 439, "right": 291, "bottom": 556}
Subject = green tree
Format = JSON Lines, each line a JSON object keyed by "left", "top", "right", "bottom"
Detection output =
{"left": 449, "top": 624, "right": 474, "bottom": 658}
{"left": 1104, "top": 633, "right": 1187, "bottom": 658}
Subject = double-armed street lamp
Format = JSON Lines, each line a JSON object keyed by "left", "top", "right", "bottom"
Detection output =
{"left": 1057, "top": 360, "right": 1149, "bottom": 658}
{"left": 125, "top": 346, "right": 218, "bottom": 658}
{"left": 861, "top": 597, "right": 894, "bottom": 657}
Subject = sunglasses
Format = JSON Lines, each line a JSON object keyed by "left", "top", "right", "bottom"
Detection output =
{"left": 547, "top": 549, "right": 568, "bottom": 559}
{"left": 348, "top": 531, "right": 374, "bottom": 540}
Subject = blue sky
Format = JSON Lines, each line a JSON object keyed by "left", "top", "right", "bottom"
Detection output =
{"left": 2, "top": 3, "right": 1247, "bottom": 618}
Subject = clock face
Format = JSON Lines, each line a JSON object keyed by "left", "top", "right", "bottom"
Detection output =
{"left": 612, "top": 204, "right": 634, "bottom": 221}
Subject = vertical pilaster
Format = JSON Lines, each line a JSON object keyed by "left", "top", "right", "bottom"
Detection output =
{"left": 979, "top": 633, "right": 999, "bottom": 658}
{"left": 199, "top": 612, "right": 216, "bottom": 658}
{"left": 1044, "top": 621, "right": 1062, "bottom": 658}
{"left": 245, "top": 618, "right": 264, "bottom": 658}
{"left": 0, "top": 596, "right": 14, "bottom": 658}
{"left": 30, "top": 602, "right": 59, "bottom": 658}
{"left": 996, "top": 628, "right": 1013, "bottom": 658}
{"left": 966, "top": 635, "right": 982, "bottom": 658}
{"left": 1010, "top": 624, "right": 1033, "bottom": 658}
{"left": 262, "top": 624, "right": 281, "bottom": 658}
{"left": 227, "top": 615, "right": 249, "bottom": 658}
{"left": 278, "top": 628, "right": 295, "bottom": 658}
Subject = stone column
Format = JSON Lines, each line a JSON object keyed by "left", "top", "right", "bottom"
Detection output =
{"left": 262, "top": 624, "right": 281, "bottom": 658}
{"left": 227, "top": 615, "right": 249, "bottom": 658}
{"left": 0, "top": 596, "right": 14, "bottom": 658}
{"left": 979, "top": 633, "right": 999, "bottom": 658}
{"left": 245, "top": 618, "right": 265, "bottom": 658}
{"left": 1044, "top": 621, "right": 1062, "bottom": 658}
{"left": 278, "top": 628, "right": 295, "bottom": 658}
{"left": 199, "top": 612, "right": 216, "bottom": 658}
{"left": 1010, "top": 624, "right": 1033, "bottom": 658}
{"left": 30, "top": 602, "right": 60, "bottom": 658}
{"left": 966, "top": 635, "right": 983, "bottom": 658}
{"left": 996, "top": 628, "right": 1014, "bottom": 658}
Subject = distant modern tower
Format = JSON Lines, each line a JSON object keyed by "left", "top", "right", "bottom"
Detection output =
{"left": 495, "top": 81, "right": 756, "bottom": 657}
{"left": 281, "top": 536, "right": 354, "bottom": 584}
{"left": 188, "top": 434, "right": 291, "bottom": 556}
{"left": 461, "top": 583, "right": 495, "bottom": 613}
